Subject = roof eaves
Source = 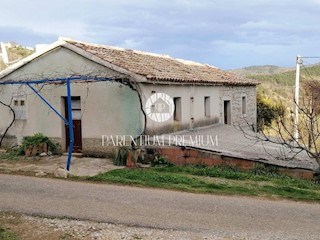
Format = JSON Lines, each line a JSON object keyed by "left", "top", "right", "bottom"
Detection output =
{"left": 146, "top": 76, "right": 259, "bottom": 86}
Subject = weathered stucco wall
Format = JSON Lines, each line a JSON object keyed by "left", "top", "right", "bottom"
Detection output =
{"left": 139, "top": 84, "right": 256, "bottom": 134}
{"left": 0, "top": 82, "right": 144, "bottom": 154}
{"left": 140, "top": 84, "right": 220, "bottom": 134}
{"left": 0, "top": 47, "right": 144, "bottom": 154}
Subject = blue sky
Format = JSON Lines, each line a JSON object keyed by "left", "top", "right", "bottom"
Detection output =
{"left": 1, "top": 0, "right": 320, "bottom": 69}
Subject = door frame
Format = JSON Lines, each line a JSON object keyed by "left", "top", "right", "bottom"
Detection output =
{"left": 64, "top": 96, "right": 82, "bottom": 153}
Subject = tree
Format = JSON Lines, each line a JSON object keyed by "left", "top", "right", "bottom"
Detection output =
{"left": 242, "top": 81, "right": 320, "bottom": 168}
{"left": 300, "top": 80, "right": 320, "bottom": 150}
{"left": 256, "top": 93, "right": 285, "bottom": 131}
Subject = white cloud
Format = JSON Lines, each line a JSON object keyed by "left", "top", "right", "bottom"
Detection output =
{"left": 240, "top": 21, "right": 284, "bottom": 31}
{"left": 1, "top": 0, "right": 320, "bottom": 68}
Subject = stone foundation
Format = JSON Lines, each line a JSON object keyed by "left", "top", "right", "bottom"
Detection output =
{"left": 82, "top": 138, "right": 118, "bottom": 158}
{"left": 49, "top": 137, "right": 119, "bottom": 158}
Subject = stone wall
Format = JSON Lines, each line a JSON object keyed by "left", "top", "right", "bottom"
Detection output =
{"left": 219, "top": 85, "right": 256, "bottom": 126}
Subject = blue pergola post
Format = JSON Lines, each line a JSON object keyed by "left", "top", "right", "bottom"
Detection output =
{"left": 66, "top": 78, "right": 74, "bottom": 171}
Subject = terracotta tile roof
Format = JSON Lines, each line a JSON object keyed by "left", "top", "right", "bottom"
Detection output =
{"left": 65, "top": 39, "right": 258, "bottom": 86}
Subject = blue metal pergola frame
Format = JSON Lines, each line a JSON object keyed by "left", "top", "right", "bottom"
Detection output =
{"left": 0, "top": 76, "right": 114, "bottom": 171}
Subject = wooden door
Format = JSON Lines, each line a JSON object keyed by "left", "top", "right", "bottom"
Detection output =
{"left": 65, "top": 97, "right": 82, "bottom": 153}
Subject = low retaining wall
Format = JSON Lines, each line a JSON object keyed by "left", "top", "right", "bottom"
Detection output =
{"left": 147, "top": 146, "right": 315, "bottom": 180}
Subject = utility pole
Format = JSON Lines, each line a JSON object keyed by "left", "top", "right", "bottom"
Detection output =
{"left": 294, "top": 55, "right": 302, "bottom": 141}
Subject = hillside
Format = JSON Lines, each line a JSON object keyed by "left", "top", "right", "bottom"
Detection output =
{"left": 229, "top": 65, "right": 293, "bottom": 77}
{"left": 231, "top": 64, "right": 320, "bottom": 110}
{"left": 247, "top": 64, "right": 320, "bottom": 85}
{"left": 0, "top": 43, "right": 34, "bottom": 71}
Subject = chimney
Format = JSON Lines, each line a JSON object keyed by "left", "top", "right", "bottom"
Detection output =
{"left": 35, "top": 44, "right": 49, "bottom": 53}
{"left": 0, "top": 42, "right": 9, "bottom": 65}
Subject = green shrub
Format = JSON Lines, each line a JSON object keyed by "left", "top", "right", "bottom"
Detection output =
{"left": 18, "top": 133, "right": 60, "bottom": 155}
{"left": 0, "top": 147, "right": 22, "bottom": 160}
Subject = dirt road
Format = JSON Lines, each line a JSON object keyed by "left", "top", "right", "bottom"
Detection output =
{"left": 0, "top": 174, "right": 319, "bottom": 239}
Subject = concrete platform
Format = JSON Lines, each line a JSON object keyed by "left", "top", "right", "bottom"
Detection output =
{"left": 0, "top": 155, "right": 124, "bottom": 177}
{"left": 166, "top": 124, "right": 319, "bottom": 172}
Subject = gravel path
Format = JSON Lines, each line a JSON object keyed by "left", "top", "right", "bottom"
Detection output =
{"left": 1, "top": 212, "right": 218, "bottom": 240}
{"left": 24, "top": 214, "right": 218, "bottom": 239}
{"left": 1, "top": 174, "right": 320, "bottom": 239}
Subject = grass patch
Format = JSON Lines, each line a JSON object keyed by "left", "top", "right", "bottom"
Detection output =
{"left": 88, "top": 166, "right": 320, "bottom": 201}
{"left": 0, "top": 149, "right": 21, "bottom": 161}
{"left": 0, "top": 227, "right": 17, "bottom": 240}
{"left": 89, "top": 168, "right": 257, "bottom": 195}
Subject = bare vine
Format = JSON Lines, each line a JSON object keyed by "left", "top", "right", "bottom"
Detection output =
{"left": 0, "top": 100, "right": 15, "bottom": 147}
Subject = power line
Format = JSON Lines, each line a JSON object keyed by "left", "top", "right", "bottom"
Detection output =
{"left": 300, "top": 56, "right": 320, "bottom": 59}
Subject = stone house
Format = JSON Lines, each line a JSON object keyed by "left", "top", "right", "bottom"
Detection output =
{"left": 0, "top": 37, "right": 257, "bottom": 155}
